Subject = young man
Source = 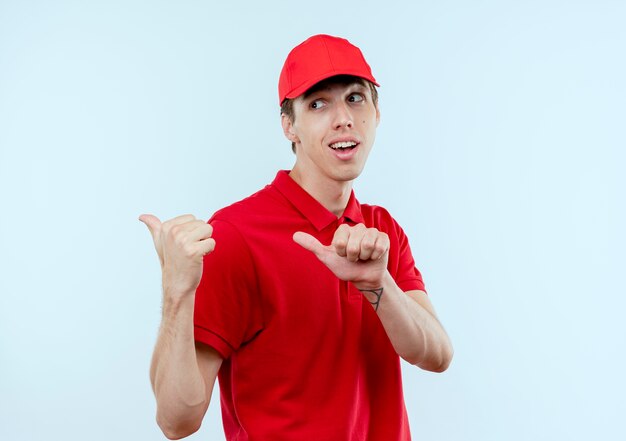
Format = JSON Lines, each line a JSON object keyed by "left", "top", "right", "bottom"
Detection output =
{"left": 140, "top": 34, "right": 453, "bottom": 440}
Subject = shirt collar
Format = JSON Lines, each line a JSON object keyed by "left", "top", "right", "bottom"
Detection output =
{"left": 271, "top": 170, "right": 364, "bottom": 231}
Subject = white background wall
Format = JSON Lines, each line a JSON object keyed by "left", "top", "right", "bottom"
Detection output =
{"left": 1, "top": 1, "right": 624, "bottom": 440}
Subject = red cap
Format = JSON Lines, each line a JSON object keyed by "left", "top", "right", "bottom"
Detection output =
{"left": 278, "top": 34, "right": 379, "bottom": 106}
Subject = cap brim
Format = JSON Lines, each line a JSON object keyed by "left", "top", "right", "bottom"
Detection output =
{"left": 283, "top": 70, "right": 380, "bottom": 102}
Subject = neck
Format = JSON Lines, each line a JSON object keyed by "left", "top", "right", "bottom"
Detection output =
{"left": 289, "top": 168, "right": 353, "bottom": 217}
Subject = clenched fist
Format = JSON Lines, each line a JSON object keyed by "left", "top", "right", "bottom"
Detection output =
{"left": 293, "top": 223, "right": 390, "bottom": 290}
{"left": 139, "top": 214, "right": 215, "bottom": 296}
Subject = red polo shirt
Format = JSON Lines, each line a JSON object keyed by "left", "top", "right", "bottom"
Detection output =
{"left": 194, "top": 170, "right": 425, "bottom": 441}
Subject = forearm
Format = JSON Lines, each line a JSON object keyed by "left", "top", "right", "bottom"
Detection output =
{"left": 150, "top": 289, "right": 209, "bottom": 438}
{"left": 292, "top": 225, "right": 453, "bottom": 371}
{"left": 360, "top": 271, "right": 453, "bottom": 372}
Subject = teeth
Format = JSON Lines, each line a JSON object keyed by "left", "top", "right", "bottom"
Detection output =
{"left": 330, "top": 141, "right": 357, "bottom": 149}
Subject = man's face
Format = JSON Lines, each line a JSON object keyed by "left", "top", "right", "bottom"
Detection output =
{"left": 282, "top": 80, "right": 380, "bottom": 184}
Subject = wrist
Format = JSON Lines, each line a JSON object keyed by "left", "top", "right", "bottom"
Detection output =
{"left": 354, "top": 270, "right": 392, "bottom": 291}
{"left": 162, "top": 268, "right": 200, "bottom": 298}
{"left": 163, "top": 278, "right": 197, "bottom": 301}
{"left": 161, "top": 287, "right": 195, "bottom": 316}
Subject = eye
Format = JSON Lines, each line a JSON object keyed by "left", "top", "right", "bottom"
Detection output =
{"left": 310, "top": 99, "right": 325, "bottom": 109}
{"left": 348, "top": 93, "right": 364, "bottom": 103}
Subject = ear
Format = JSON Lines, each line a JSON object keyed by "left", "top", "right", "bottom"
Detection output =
{"left": 281, "top": 114, "right": 300, "bottom": 143}
{"left": 375, "top": 105, "right": 381, "bottom": 127}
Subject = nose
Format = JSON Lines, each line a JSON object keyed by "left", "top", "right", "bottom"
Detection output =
{"left": 333, "top": 102, "right": 353, "bottom": 130}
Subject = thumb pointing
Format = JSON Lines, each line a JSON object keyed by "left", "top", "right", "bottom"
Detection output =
{"left": 138, "top": 213, "right": 162, "bottom": 239}
{"left": 293, "top": 231, "right": 325, "bottom": 258}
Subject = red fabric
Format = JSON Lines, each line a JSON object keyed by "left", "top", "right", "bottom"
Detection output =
{"left": 194, "top": 170, "right": 425, "bottom": 441}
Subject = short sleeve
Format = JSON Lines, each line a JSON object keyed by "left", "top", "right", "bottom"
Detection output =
{"left": 393, "top": 221, "right": 427, "bottom": 293}
{"left": 193, "top": 218, "right": 264, "bottom": 359}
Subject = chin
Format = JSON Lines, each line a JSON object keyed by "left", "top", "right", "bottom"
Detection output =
{"left": 332, "top": 167, "right": 364, "bottom": 182}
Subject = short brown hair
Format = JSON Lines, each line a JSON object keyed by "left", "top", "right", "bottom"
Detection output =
{"left": 280, "top": 75, "right": 379, "bottom": 153}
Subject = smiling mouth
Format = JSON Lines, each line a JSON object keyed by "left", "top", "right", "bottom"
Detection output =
{"left": 329, "top": 141, "right": 358, "bottom": 150}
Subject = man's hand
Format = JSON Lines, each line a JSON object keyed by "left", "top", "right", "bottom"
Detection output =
{"left": 139, "top": 214, "right": 215, "bottom": 296}
{"left": 293, "top": 223, "right": 389, "bottom": 290}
